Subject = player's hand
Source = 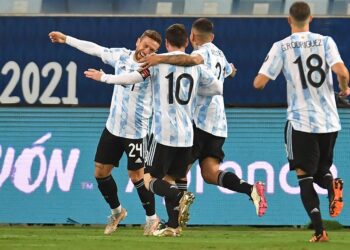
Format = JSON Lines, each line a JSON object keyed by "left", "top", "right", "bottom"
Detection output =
{"left": 339, "top": 87, "right": 350, "bottom": 97}
{"left": 48, "top": 31, "right": 67, "bottom": 43}
{"left": 229, "top": 63, "right": 237, "bottom": 78}
{"left": 139, "top": 54, "right": 161, "bottom": 70}
{"left": 84, "top": 68, "right": 103, "bottom": 81}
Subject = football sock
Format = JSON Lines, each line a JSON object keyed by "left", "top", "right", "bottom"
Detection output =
{"left": 111, "top": 205, "right": 122, "bottom": 215}
{"left": 314, "top": 171, "right": 333, "bottom": 201}
{"left": 298, "top": 175, "right": 323, "bottom": 235}
{"left": 165, "top": 197, "right": 179, "bottom": 228}
{"left": 96, "top": 175, "right": 120, "bottom": 209}
{"left": 133, "top": 179, "right": 156, "bottom": 216}
{"left": 149, "top": 179, "right": 182, "bottom": 201}
{"left": 146, "top": 214, "right": 158, "bottom": 221}
{"left": 218, "top": 171, "right": 252, "bottom": 196}
{"left": 175, "top": 179, "right": 188, "bottom": 191}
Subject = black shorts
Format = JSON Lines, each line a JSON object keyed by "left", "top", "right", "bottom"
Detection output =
{"left": 191, "top": 125, "right": 225, "bottom": 164}
{"left": 284, "top": 121, "right": 338, "bottom": 176}
{"left": 145, "top": 135, "right": 191, "bottom": 179}
{"left": 94, "top": 127, "right": 147, "bottom": 170}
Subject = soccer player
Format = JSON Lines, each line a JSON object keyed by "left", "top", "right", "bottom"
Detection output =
{"left": 85, "top": 23, "right": 224, "bottom": 236}
{"left": 48, "top": 30, "right": 162, "bottom": 236}
{"left": 253, "top": 1, "right": 349, "bottom": 242}
{"left": 139, "top": 18, "right": 268, "bottom": 218}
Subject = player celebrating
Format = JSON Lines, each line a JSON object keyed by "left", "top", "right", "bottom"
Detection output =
{"left": 253, "top": 1, "right": 349, "bottom": 242}
{"left": 85, "top": 23, "right": 224, "bottom": 236}
{"left": 49, "top": 30, "right": 162, "bottom": 236}
{"left": 139, "top": 18, "right": 267, "bottom": 218}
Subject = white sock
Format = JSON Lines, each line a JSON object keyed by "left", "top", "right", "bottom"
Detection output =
{"left": 146, "top": 214, "right": 158, "bottom": 222}
{"left": 111, "top": 205, "right": 122, "bottom": 215}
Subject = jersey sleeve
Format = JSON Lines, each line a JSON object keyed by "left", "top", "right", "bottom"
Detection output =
{"left": 223, "top": 57, "right": 233, "bottom": 78}
{"left": 101, "top": 71, "right": 145, "bottom": 85}
{"left": 325, "top": 36, "right": 343, "bottom": 67}
{"left": 101, "top": 47, "right": 130, "bottom": 68}
{"left": 66, "top": 36, "right": 104, "bottom": 58}
{"left": 258, "top": 42, "right": 283, "bottom": 80}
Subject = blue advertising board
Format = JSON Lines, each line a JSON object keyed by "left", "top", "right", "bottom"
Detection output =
{"left": 1, "top": 16, "right": 350, "bottom": 106}
{"left": 1, "top": 107, "right": 349, "bottom": 225}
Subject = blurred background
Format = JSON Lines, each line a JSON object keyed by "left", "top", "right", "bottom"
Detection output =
{"left": 0, "top": 0, "right": 349, "bottom": 226}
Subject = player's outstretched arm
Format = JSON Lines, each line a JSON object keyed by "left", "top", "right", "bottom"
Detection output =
{"left": 84, "top": 68, "right": 147, "bottom": 85}
{"left": 140, "top": 54, "right": 203, "bottom": 69}
{"left": 49, "top": 31, "right": 66, "bottom": 43}
{"left": 49, "top": 31, "right": 103, "bottom": 58}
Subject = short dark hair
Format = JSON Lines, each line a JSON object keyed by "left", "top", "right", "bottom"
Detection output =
{"left": 165, "top": 24, "right": 188, "bottom": 48}
{"left": 192, "top": 18, "right": 214, "bottom": 34}
{"left": 140, "top": 29, "right": 162, "bottom": 46}
{"left": 289, "top": 1, "right": 311, "bottom": 22}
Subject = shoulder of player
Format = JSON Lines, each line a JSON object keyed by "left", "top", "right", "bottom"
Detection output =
{"left": 106, "top": 47, "right": 133, "bottom": 55}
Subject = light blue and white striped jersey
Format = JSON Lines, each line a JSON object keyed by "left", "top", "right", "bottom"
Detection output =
{"left": 192, "top": 42, "right": 232, "bottom": 137}
{"left": 259, "top": 32, "right": 342, "bottom": 133}
{"left": 101, "top": 47, "right": 152, "bottom": 139}
{"left": 149, "top": 51, "right": 220, "bottom": 147}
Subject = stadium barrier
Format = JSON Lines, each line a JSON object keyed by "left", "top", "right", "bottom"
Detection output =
{"left": 1, "top": 16, "right": 350, "bottom": 106}
{"left": 0, "top": 107, "right": 349, "bottom": 225}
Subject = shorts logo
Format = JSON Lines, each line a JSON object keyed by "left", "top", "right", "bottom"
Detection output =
{"left": 135, "top": 158, "right": 143, "bottom": 164}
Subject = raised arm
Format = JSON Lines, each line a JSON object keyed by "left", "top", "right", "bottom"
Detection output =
{"left": 140, "top": 53, "right": 203, "bottom": 69}
{"left": 49, "top": 31, "right": 103, "bottom": 58}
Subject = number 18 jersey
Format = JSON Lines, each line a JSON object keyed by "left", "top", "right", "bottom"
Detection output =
{"left": 259, "top": 32, "right": 343, "bottom": 133}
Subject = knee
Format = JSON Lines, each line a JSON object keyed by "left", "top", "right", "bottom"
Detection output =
{"left": 201, "top": 169, "right": 217, "bottom": 184}
{"left": 94, "top": 162, "right": 113, "bottom": 178}
{"left": 128, "top": 168, "right": 144, "bottom": 183}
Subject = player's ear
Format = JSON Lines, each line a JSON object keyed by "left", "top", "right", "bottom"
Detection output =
{"left": 165, "top": 39, "right": 170, "bottom": 50}
{"left": 309, "top": 15, "right": 313, "bottom": 23}
{"left": 287, "top": 16, "right": 292, "bottom": 25}
{"left": 136, "top": 38, "right": 141, "bottom": 47}
{"left": 185, "top": 38, "right": 189, "bottom": 48}
{"left": 210, "top": 33, "right": 214, "bottom": 42}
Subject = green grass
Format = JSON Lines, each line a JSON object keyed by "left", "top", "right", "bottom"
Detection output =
{"left": 0, "top": 226, "right": 350, "bottom": 250}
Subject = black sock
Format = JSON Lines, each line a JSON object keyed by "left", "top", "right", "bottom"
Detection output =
{"left": 165, "top": 197, "right": 179, "bottom": 228}
{"left": 175, "top": 180, "right": 188, "bottom": 192}
{"left": 314, "top": 172, "right": 333, "bottom": 202}
{"left": 149, "top": 179, "right": 182, "bottom": 201}
{"left": 298, "top": 175, "right": 323, "bottom": 235}
{"left": 96, "top": 175, "right": 120, "bottom": 209}
{"left": 133, "top": 179, "right": 155, "bottom": 216}
{"left": 218, "top": 171, "right": 252, "bottom": 196}
{"left": 165, "top": 180, "right": 187, "bottom": 228}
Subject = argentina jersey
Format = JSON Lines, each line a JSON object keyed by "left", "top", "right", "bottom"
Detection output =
{"left": 149, "top": 51, "right": 220, "bottom": 147}
{"left": 192, "top": 43, "right": 232, "bottom": 137}
{"left": 259, "top": 32, "right": 342, "bottom": 133}
{"left": 101, "top": 47, "right": 152, "bottom": 139}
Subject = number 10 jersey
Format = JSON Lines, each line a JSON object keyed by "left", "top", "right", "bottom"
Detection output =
{"left": 149, "top": 51, "right": 220, "bottom": 147}
{"left": 259, "top": 31, "right": 343, "bottom": 133}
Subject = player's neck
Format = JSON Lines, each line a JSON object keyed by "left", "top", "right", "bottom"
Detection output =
{"left": 291, "top": 26, "right": 309, "bottom": 34}
{"left": 167, "top": 47, "right": 186, "bottom": 53}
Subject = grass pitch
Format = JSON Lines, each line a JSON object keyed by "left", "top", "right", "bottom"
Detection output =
{"left": 1, "top": 225, "right": 349, "bottom": 250}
